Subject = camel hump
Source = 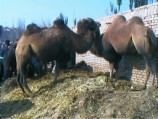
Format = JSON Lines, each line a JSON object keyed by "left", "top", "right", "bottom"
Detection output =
{"left": 129, "top": 16, "right": 144, "bottom": 25}
{"left": 115, "top": 15, "right": 126, "bottom": 19}
{"left": 53, "top": 19, "right": 65, "bottom": 27}
{"left": 25, "top": 23, "right": 42, "bottom": 35}
{"left": 110, "top": 15, "right": 126, "bottom": 24}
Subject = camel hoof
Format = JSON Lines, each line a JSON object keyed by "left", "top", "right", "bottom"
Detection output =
{"left": 52, "top": 80, "right": 58, "bottom": 84}
{"left": 23, "top": 93, "right": 34, "bottom": 97}
{"left": 28, "top": 93, "right": 35, "bottom": 97}
{"left": 153, "top": 84, "right": 158, "bottom": 88}
{"left": 130, "top": 85, "right": 145, "bottom": 91}
{"left": 109, "top": 79, "right": 113, "bottom": 82}
{"left": 23, "top": 93, "right": 29, "bottom": 97}
{"left": 130, "top": 86, "right": 139, "bottom": 91}
{"left": 108, "top": 78, "right": 114, "bottom": 82}
{"left": 104, "top": 78, "right": 108, "bottom": 82}
{"left": 131, "top": 86, "right": 134, "bottom": 90}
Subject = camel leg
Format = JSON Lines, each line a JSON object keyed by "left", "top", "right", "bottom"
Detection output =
{"left": 53, "top": 61, "right": 60, "bottom": 83}
{"left": 143, "top": 56, "right": 154, "bottom": 89}
{"left": 43, "top": 61, "right": 48, "bottom": 74}
{"left": 110, "top": 62, "right": 120, "bottom": 83}
{"left": 23, "top": 78, "right": 33, "bottom": 97}
{"left": 21, "top": 69, "right": 33, "bottom": 96}
{"left": 114, "top": 56, "right": 121, "bottom": 77}
{"left": 3, "top": 60, "right": 10, "bottom": 80}
{"left": 144, "top": 65, "right": 150, "bottom": 88}
{"left": 152, "top": 62, "right": 158, "bottom": 87}
{"left": 109, "top": 62, "right": 114, "bottom": 82}
{"left": 155, "top": 63, "right": 158, "bottom": 87}
{"left": 17, "top": 72, "right": 26, "bottom": 94}
{"left": 156, "top": 71, "right": 158, "bottom": 87}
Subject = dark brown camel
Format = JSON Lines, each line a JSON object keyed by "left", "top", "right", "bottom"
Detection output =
{"left": 101, "top": 15, "right": 158, "bottom": 89}
{"left": 16, "top": 18, "right": 100, "bottom": 96}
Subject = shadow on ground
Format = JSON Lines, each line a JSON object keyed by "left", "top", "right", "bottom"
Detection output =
{"left": 0, "top": 99, "right": 33, "bottom": 118}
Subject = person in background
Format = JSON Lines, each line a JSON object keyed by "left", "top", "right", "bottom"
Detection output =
{"left": 0, "top": 40, "right": 10, "bottom": 82}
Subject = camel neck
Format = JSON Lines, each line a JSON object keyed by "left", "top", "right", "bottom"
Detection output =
{"left": 72, "top": 30, "right": 95, "bottom": 54}
{"left": 90, "top": 34, "right": 103, "bottom": 57}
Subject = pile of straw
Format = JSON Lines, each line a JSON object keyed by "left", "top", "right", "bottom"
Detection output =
{"left": 1, "top": 69, "right": 158, "bottom": 118}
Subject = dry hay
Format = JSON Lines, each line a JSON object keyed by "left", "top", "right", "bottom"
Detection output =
{"left": 0, "top": 69, "right": 158, "bottom": 118}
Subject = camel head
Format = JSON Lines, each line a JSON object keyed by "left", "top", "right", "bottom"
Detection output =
{"left": 53, "top": 19, "right": 65, "bottom": 27}
{"left": 77, "top": 18, "right": 101, "bottom": 34}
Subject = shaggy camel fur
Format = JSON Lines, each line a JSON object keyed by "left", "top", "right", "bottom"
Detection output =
{"left": 16, "top": 18, "right": 100, "bottom": 96}
{"left": 91, "top": 15, "right": 158, "bottom": 90}
{"left": 103, "top": 15, "right": 158, "bottom": 89}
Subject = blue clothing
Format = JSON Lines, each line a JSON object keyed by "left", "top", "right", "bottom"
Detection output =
{"left": 0, "top": 45, "right": 9, "bottom": 81}
{"left": 0, "top": 46, "right": 9, "bottom": 57}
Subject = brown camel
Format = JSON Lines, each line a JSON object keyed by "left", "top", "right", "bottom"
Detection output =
{"left": 16, "top": 18, "right": 100, "bottom": 96}
{"left": 101, "top": 15, "right": 158, "bottom": 89}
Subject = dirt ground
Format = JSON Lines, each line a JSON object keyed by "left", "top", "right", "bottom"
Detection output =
{"left": 0, "top": 67, "right": 158, "bottom": 118}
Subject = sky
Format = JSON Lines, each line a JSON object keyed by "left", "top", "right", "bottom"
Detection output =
{"left": 0, "top": 0, "right": 130, "bottom": 28}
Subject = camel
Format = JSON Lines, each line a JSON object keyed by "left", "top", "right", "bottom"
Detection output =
{"left": 16, "top": 18, "right": 101, "bottom": 96}
{"left": 90, "top": 15, "right": 158, "bottom": 90}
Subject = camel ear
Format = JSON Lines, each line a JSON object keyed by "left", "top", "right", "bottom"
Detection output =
{"left": 96, "top": 22, "right": 101, "bottom": 27}
{"left": 53, "top": 19, "right": 65, "bottom": 26}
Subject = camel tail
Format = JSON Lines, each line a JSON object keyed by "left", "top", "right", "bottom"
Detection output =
{"left": 147, "top": 27, "right": 158, "bottom": 49}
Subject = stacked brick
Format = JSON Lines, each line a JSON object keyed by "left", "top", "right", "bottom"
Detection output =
{"left": 76, "top": 51, "right": 109, "bottom": 73}
{"left": 76, "top": 2, "right": 158, "bottom": 86}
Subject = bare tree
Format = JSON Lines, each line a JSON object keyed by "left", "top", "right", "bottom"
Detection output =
{"left": 64, "top": 17, "right": 68, "bottom": 25}
{"left": 72, "top": 10, "right": 77, "bottom": 27}
{"left": 17, "top": 19, "right": 25, "bottom": 38}
{"left": 129, "top": 0, "right": 134, "bottom": 10}
{"left": 11, "top": 27, "right": 17, "bottom": 42}
{"left": 114, "top": 8, "right": 118, "bottom": 14}
{"left": 57, "top": 13, "right": 68, "bottom": 25}
{"left": 0, "top": 25, "right": 3, "bottom": 38}
{"left": 134, "top": 0, "right": 148, "bottom": 8}
{"left": 73, "top": 18, "right": 77, "bottom": 27}
{"left": 109, "top": 2, "right": 118, "bottom": 15}
{"left": 105, "top": 9, "right": 109, "bottom": 16}
{"left": 134, "top": 0, "right": 139, "bottom": 8}
{"left": 149, "top": 0, "right": 153, "bottom": 3}
{"left": 41, "top": 19, "right": 51, "bottom": 27}
{"left": 110, "top": 2, "right": 114, "bottom": 14}
{"left": 140, "top": 0, "right": 148, "bottom": 5}
{"left": 116, "top": 0, "right": 122, "bottom": 11}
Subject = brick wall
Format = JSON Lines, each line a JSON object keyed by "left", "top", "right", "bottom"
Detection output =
{"left": 76, "top": 3, "right": 158, "bottom": 86}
